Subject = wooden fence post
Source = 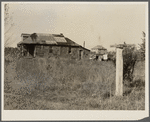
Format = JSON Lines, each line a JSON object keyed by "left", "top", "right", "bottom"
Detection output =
{"left": 110, "top": 43, "right": 135, "bottom": 96}
{"left": 115, "top": 47, "right": 123, "bottom": 96}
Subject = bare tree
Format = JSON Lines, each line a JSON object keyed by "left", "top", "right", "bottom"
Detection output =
{"left": 4, "top": 3, "right": 15, "bottom": 47}
{"left": 138, "top": 31, "right": 145, "bottom": 60}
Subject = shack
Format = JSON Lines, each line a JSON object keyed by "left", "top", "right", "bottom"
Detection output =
{"left": 17, "top": 33, "right": 90, "bottom": 59}
{"left": 90, "top": 45, "right": 107, "bottom": 61}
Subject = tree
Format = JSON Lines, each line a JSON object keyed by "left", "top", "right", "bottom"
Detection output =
{"left": 138, "top": 31, "right": 145, "bottom": 60}
{"left": 123, "top": 45, "right": 137, "bottom": 86}
{"left": 4, "top": 3, "right": 14, "bottom": 47}
{"left": 110, "top": 44, "right": 137, "bottom": 87}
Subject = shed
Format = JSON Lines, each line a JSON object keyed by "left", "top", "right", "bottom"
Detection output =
{"left": 17, "top": 33, "right": 90, "bottom": 59}
{"left": 91, "top": 45, "right": 107, "bottom": 55}
{"left": 90, "top": 45, "right": 107, "bottom": 60}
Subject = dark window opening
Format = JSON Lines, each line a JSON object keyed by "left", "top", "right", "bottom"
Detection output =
{"left": 68, "top": 47, "right": 71, "bottom": 54}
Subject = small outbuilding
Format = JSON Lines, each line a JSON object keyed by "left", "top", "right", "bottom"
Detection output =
{"left": 90, "top": 45, "right": 108, "bottom": 61}
{"left": 17, "top": 33, "right": 90, "bottom": 59}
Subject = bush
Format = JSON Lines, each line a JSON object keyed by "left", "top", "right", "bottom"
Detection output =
{"left": 107, "top": 51, "right": 116, "bottom": 64}
{"left": 108, "top": 45, "right": 138, "bottom": 87}
{"left": 5, "top": 47, "right": 20, "bottom": 57}
{"left": 4, "top": 47, "right": 21, "bottom": 63}
{"left": 123, "top": 46, "right": 137, "bottom": 85}
{"left": 138, "top": 31, "right": 145, "bottom": 60}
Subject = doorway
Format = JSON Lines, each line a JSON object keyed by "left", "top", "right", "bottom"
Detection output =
{"left": 79, "top": 50, "right": 83, "bottom": 59}
{"left": 27, "top": 45, "right": 35, "bottom": 57}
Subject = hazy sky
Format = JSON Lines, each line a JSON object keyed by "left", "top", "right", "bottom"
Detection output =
{"left": 5, "top": 2, "right": 147, "bottom": 50}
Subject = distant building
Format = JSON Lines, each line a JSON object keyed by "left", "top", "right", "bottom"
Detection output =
{"left": 90, "top": 45, "right": 107, "bottom": 61}
{"left": 91, "top": 45, "right": 107, "bottom": 54}
{"left": 17, "top": 33, "right": 90, "bottom": 59}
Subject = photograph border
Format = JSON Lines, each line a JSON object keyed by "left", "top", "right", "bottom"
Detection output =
{"left": 1, "top": 1, "right": 149, "bottom": 121}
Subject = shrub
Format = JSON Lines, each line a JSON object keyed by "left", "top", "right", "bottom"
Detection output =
{"left": 108, "top": 45, "right": 138, "bottom": 87}
{"left": 4, "top": 47, "right": 21, "bottom": 64}
{"left": 5, "top": 47, "right": 20, "bottom": 57}
{"left": 123, "top": 46, "right": 137, "bottom": 85}
{"left": 107, "top": 51, "right": 116, "bottom": 63}
{"left": 138, "top": 31, "right": 145, "bottom": 60}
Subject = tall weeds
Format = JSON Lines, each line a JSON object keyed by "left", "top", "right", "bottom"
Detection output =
{"left": 4, "top": 56, "right": 145, "bottom": 110}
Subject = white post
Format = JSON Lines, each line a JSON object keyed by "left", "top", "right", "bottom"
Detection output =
{"left": 34, "top": 45, "right": 36, "bottom": 58}
{"left": 27, "top": 47, "right": 29, "bottom": 56}
{"left": 116, "top": 47, "right": 123, "bottom": 96}
{"left": 21, "top": 45, "right": 24, "bottom": 56}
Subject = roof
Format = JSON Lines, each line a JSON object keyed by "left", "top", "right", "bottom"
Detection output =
{"left": 34, "top": 33, "right": 57, "bottom": 44}
{"left": 54, "top": 37, "right": 67, "bottom": 43}
{"left": 64, "top": 37, "right": 81, "bottom": 46}
{"left": 21, "top": 33, "right": 30, "bottom": 37}
{"left": 80, "top": 46, "right": 90, "bottom": 51}
{"left": 91, "top": 45, "right": 107, "bottom": 50}
{"left": 17, "top": 33, "right": 81, "bottom": 47}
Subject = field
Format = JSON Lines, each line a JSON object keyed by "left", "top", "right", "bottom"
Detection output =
{"left": 4, "top": 51, "right": 145, "bottom": 110}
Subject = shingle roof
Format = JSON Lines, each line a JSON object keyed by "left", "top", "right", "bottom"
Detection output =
{"left": 54, "top": 37, "right": 67, "bottom": 43}
{"left": 21, "top": 33, "right": 30, "bottom": 37}
{"left": 91, "top": 45, "right": 107, "bottom": 50}
{"left": 64, "top": 37, "right": 81, "bottom": 46}
{"left": 17, "top": 33, "right": 81, "bottom": 47}
{"left": 18, "top": 34, "right": 57, "bottom": 45}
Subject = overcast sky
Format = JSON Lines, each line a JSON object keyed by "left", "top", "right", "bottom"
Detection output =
{"left": 4, "top": 2, "right": 147, "bottom": 51}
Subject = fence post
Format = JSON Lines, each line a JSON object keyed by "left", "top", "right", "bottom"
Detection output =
{"left": 110, "top": 43, "right": 135, "bottom": 96}
{"left": 115, "top": 47, "right": 123, "bottom": 96}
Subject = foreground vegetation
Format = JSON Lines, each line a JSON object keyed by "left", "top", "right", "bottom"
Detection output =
{"left": 4, "top": 51, "right": 145, "bottom": 110}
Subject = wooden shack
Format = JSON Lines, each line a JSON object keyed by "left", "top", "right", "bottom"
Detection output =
{"left": 17, "top": 33, "right": 90, "bottom": 59}
{"left": 90, "top": 45, "right": 107, "bottom": 60}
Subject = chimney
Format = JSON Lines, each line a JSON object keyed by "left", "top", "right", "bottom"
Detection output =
{"left": 21, "top": 33, "right": 30, "bottom": 41}
{"left": 60, "top": 33, "right": 64, "bottom": 36}
{"left": 83, "top": 41, "right": 85, "bottom": 47}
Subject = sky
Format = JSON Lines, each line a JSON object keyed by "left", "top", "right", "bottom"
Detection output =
{"left": 4, "top": 2, "right": 147, "bottom": 51}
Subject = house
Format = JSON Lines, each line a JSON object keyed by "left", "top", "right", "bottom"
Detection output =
{"left": 17, "top": 33, "right": 90, "bottom": 59}
{"left": 90, "top": 45, "right": 107, "bottom": 61}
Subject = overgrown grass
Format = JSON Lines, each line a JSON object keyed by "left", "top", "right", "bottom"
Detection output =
{"left": 4, "top": 56, "right": 145, "bottom": 110}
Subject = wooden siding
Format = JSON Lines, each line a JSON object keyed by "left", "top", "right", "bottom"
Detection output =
{"left": 23, "top": 44, "right": 90, "bottom": 59}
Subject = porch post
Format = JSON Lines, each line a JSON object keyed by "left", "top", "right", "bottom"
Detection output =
{"left": 34, "top": 45, "right": 36, "bottom": 58}
{"left": 21, "top": 45, "right": 24, "bottom": 56}
{"left": 27, "top": 47, "right": 29, "bottom": 56}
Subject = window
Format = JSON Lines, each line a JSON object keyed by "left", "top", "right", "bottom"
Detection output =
{"left": 68, "top": 47, "right": 71, "bottom": 54}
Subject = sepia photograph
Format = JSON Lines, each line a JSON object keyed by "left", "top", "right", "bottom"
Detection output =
{"left": 2, "top": 1, "right": 149, "bottom": 120}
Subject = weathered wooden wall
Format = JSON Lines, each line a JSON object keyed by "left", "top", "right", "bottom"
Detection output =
{"left": 70, "top": 47, "right": 79, "bottom": 59}
{"left": 82, "top": 48, "right": 90, "bottom": 59}
{"left": 60, "top": 46, "right": 69, "bottom": 57}
{"left": 30, "top": 45, "right": 90, "bottom": 59}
